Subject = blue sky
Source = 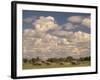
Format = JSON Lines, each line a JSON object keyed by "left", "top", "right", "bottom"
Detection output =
{"left": 23, "top": 10, "right": 90, "bottom": 33}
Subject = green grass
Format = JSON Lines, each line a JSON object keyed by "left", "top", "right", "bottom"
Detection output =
{"left": 23, "top": 61, "right": 90, "bottom": 69}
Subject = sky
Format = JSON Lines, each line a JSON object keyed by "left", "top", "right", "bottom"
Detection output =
{"left": 23, "top": 10, "right": 90, "bottom": 33}
{"left": 22, "top": 10, "right": 91, "bottom": 59}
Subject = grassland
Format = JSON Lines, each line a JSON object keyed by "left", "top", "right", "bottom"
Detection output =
{"left": 23, "top": 61, "right": 90, "bottom": 69}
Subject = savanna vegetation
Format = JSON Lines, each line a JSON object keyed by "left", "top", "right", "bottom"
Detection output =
{"left": 23, "top": 56, "right": 91, "bottom": 69}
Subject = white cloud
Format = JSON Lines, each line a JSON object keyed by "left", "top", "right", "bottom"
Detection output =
{"left": 46, "top": 16, "right": 55, "bottom": 21}
{"left": 74, "top": 31, "right": 90, "bottom": 42}
{"left": 63, "top": 22, "right": 79, "bottom": 30}
{"left": 50, "top": 30, "right": 68, "bottom": 37}
{"left": 32, "top": 16, "right": 58, "bottom": 32}
{"left": 63, "top": 23, "right": 73, "bottom": 30}
{"left": 67, "top": 16, "right": 83, "bottom": 23}
{"left": 82, "top": 18, "right": 91, "bottom": 28}
{"left": 23, "top": 16, "right": 91, "bottom": 59}
{"left": 23, "top": 28, "right": 35, "bottom": 36}
{"left": 23, "top": 16, "right": 36, "bottom": 23}
{"left": 23, "top": 30, "right": 90, "bottom": 59}
{"left": 67, "top": 16, "right": 91, "bottom": 28}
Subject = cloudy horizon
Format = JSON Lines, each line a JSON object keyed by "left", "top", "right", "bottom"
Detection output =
{"left": 22, "top": 10, "right": 91, "bottom": 59}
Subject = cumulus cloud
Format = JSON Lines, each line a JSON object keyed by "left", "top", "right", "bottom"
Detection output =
{"left": 23, "top": 29, "right": 90, "bottom": 59}
{"left": 63, "top": 23, "right": 73, "bottom": 30}
{"left": 82, "top": 18, "right": 91, "bottom": 28}
{"left": 23, "top": 15, "right": 91, "bottom": 59}
{"left": 67, "top": 16, "right": 91, "bottom": 29}
{"left": 46, "top": 16, "right": 55, "bottom": 21}
{"left": 32, "top": 16, "right": 58, "bottom": 32}
{"left": 23, "top": 16, "right": 36, "bottom": 23}
{"left": 23, "top": 28, "right": 35, "bottom": 36}
{"left": 50, "top": 30, "right": 68, "bottom": 37}
{"left": 63, "top": 23, "right": 79, "bottom": 31}
{"left": 67, "top": 16, "right": 83, "bottom": 23}
{"left": 74, "top": 31, "right": 90, "bottom": 42}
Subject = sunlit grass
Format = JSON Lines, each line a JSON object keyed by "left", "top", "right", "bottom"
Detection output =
{"left": 23, "top": 61, "right": 90, "bottom": 69}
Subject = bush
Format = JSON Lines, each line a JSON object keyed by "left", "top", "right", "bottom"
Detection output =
{"left": 65, "top": 56, "right": 73, "bottom": 62}
{"left": 23, "top": 58, "right": 28, "bottom": 63}
{"left": 79, "top": 56, "right": 91, "bottom": 61}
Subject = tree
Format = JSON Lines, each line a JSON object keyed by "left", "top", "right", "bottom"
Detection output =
{"left": 79, "top": 56, "right": 91, "bottom": 61}
{"left": 84, "top": 56, "right": 91, "bottom": 61}
{"left": 65, "top": 56, "right": 73, "bottom": 62}
{"left": 23, "top": 58, "right": 28, "bottom": 63}
{"left": 58, "top": 58, "right": 65, "bottom": 62}
{"left": 36, "top": 57, "right": 41, "bottom": 61}
{"left": 31, "top": 58, "right": 36, "bottom": 63}
{"left": 47, "top": 58, "right": 58, "bottom": 63}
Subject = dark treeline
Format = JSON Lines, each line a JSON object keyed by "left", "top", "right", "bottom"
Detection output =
{"left": 23, "top": 56, "right": 91, "bottom": 65}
